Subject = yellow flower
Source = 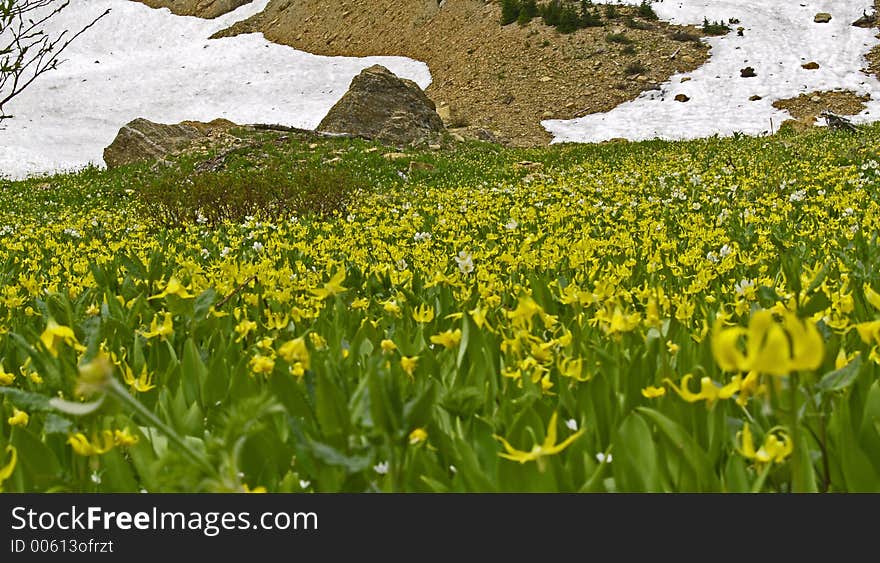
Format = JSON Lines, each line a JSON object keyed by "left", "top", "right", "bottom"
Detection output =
{"left": 122, "top": 364, "right": 156, "bottom": 393}
{"left": 557, "top": 357, "right": 590, "bottom": 382}
{"left": 664, "top": 374, "right": 739, "bottom": 406}
{"left": 250, "top": 354, "right": 275, "bottom": 375}
{"left": 40, "top": 319, "right": 79, "bottom": 357}
{"left": 412, "top": 304, "right": 435, "bottom": 323}
{"left": 85, "top": 303, "right": 100, "bottom": 316}
{"left": 141, "top": 312, "right": 173, "bottom": 340}
{"left": 380, "top": 339, "right": 397, "bottom": 353}
{"left": 149, "top": 277, "right": 194, "bottom": 300}
{"left": 382, "top": 299, "right": 402, "bottom": 317}
{"left": 278, "top": 338, "right": 309, "bottom": 377}
{"left": 0, "top": 365, "right": 14, "bottom": 386}
{"left": 0, "top": 446, "right": 17, "bottom": 492}
{"left": 242, "top": 484, "right": 267, "bottom": 493}
{"left": 7, "top": 408, "right": 28, "bottom": 427}
{"left": 711, "top": 310, "right": 824, "bottom": 376}
{"left": 469, "top": 306, "right": 489, "bottom": 330}
{"left": 641, "top": 385, "right": 666, "bottom": 399}
{"left": 430, "top": 329, "right": 462, "bottom": 349}
{"left": 234, "top": 318, "right": 257, "bottom": 341}
{"left": 113, "top": 428, "right": 139, "bottom": 447}
{"left": 400, "top": 356, "right": 419, "bottom": 377}
{"left": 864, "top": 284, "right": 880, "bottom": 311}
{"left": 311, "top": 268, "right": 347, "bottom": 300}
{"left": 408, "top": 428, "right": 428, "bottom": 445}
{"left": 736, "top": 423, "right": 793, "bottom": 464}
{"left": 350, "top": 297, "right": 370, "bottom": 310}
{"left": 309, "top": 332, "right": 327, "bottom": 350}
{"left": 67, "top": 431, "right": 115, "bottom": 456}
{"left": 493, "top": 411, "right": 584, "bottom": 468}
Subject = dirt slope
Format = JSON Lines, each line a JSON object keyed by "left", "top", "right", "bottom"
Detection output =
{"left": 212, "top": 0, "right": 711, "bottom": 145}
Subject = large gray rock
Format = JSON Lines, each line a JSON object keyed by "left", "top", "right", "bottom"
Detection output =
{"left": 317, "top": 65, "right": 445, "bottom": 146}
{"left": 103, "top": 118, "right": 236, "bottom": 168}
{"left": 135, "top": 0, "right": 252, "bottom": 18}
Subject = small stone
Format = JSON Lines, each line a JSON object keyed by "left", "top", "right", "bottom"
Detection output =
{"left": 810, "top": 95, "right": 822, "bottom": 103}
{"left": 801, "top": 61, "right": 820, "bottom": 70}
{"left": 539, "top": 76, "right": 552, "bottom": 83}
{"left": 681, "top": 55, "right": 696, "bottom": 64}
{"left": 383, "top": 152, "right": 409, "bottom": 159}
{"left": 680, "top": 77, "right": 692, "bottom": 83}
{"left": 541, "top": 110, "right": 555, "bottom": 119}
{"left": 674, "top": 93, "right": 690, "bottom": 102}
{"left": 814, "top": 12, "right": 832, "bottom": 23}
{"left": 749, "top": 94, "right": 762, "bottom": 101}
{"left": 740, "top": 66, "right": 756, "bottom": 78}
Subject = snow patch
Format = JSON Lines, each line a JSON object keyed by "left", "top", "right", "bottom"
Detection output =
{"left": 544, "top": 0, "right": 880, "bottom": 143}
{"left": 0, "top": 0, "right": 431, "bottom": 179}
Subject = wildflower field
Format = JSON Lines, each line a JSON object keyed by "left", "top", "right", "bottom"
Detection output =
{"left": 1, "top": 125, "right": 880, "bottom": 493}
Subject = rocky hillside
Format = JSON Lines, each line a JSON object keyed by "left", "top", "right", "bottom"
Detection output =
{"left": 138, "top": 0, "right": 713, "bottom": 146}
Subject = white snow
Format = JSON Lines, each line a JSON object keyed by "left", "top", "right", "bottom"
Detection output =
{"left": 0, "top": 0, "right": 431, "bottom": 179}
{"left": 545, "top": 0, "right": 880, "bottom": 143}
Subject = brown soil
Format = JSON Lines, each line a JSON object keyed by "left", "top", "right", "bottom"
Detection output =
{"left": 772, "top": 90, "right": 870, "bottom": 122}
{"left": 212, "top": 0, "right": 712, "bottom": 146}
{"left": 864, "top": 1, "right": 880, "bottom": 78}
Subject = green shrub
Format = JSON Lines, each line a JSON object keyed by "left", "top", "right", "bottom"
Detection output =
{"left": 604, "top": 3, "right": 619, "bottom": 19}
{"left": 606, "top": 32, "right": 632, "bottom": 44}
{"left": 637, "top": 0, "right": 658, "bottom": 20}
{"left": 136, "top": 164, "right": 364, "bottom": 228}
{"left": 624, "top": 61, "right": 646, "bottom": 75}
{"left": 541, "top": 0, "right": 562, "bottom": 27}
{"left": 702, "top": 17, "right": 730, "bottom": 35}
{"left": 556, "top": 4, "right": 581, "bottom": 33}
{"left": 501, "top": 0, "right": 520, "bottom": 25}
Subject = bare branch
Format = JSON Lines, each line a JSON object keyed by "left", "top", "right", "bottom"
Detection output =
{"left": 0, "top": 0, "right": 108, "bottom": 120}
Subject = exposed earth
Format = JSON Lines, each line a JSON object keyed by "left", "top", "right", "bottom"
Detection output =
{"left": 136, "top": 0, "right": 713, "bottom": 146}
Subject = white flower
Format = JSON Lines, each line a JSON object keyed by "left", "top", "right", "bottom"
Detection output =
{"left": 449, "top": 465, "right": 457, "bottom": 474}
{"left": 373, "top": 461, "right": 389, "bottom": 475}
{"left": 252, "top": 241, "right": 264, "bottom": 253}
{"left": 565, "top": 418, "right": 578, "bottom": 431}
{"left": 414, "top": 231, "right": 432, "bottom": 242}
{"left": 196, "top": 212, "right": 208, "bottom": 224}
{"left": 596, "top": 452, "right": 613, "bottom": 464}
{"left": 454, "top": 250, "right": 474, "bottom": 275}
{"left": 299, "top": 480, "right": 311, "bottom": 489}
{"left": 200, "top": 248, "right": 210, "bottom": 259}
{"left": 789, "top": 189, "right": 806, "bottom": 202}
{"left": 396, "top": 258, "right": 408, "bottom": 271}
{"left": 719, "top": 244, "right": 733, "bottom": 258}
{"left": 706, "top": 251, "right": 719, "bottom": 264}
{"left": 734, "top": 279, "right": 754, "bottom": 296}
{"left": 63, "top": 228, "right": 81, "bottom": 238}
{"left": 504, "top": 219, "right": 519, "bottom": 230}
{"left": 220, "top": 246, "right": 231, "bottom": 258}
{"left": 692, "top": 202, "right": 702, "bottom": 211}
{"left": 90, "top": 471, "right": 102, "bottom": 484}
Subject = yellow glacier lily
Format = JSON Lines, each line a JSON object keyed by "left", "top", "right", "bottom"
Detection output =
{"left": 493, "top": 411, "right": 584, "bottom": 469}
{"left": 736, "top": 423, "right": 793, "bottom": 464}
{"left": 712, "top": 310, "right": 824, "bottom": 376}
{"left": 0, "top": 446, "right": 17, "bottom": 492}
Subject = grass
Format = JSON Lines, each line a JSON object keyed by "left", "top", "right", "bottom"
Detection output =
{"left": 2, "top": 124, "right": 880, "bottom": 492}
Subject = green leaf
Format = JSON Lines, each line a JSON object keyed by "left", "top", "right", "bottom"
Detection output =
{"left": 49, "top": 396, "right": 105, "bottom": 416}
{"left": 43, "top": 414, "right": 74, "bottom": 435}
{"left": 315, "top": 372, "right": 350, "bottom": 439}
{"left": 307, "top": 440, "right": 372, "bottom": 474}
{"left": 612, "top": 413, "right": 661, "bottom": 492}
{"left": 403, "top": 380, "right": 436, "bottom": 430}
{"left": 635, "top": 407, "right": 720, "bottom": 491}
{"left": 0, "top": 387, "right": 52, "bottom": 411}
{"left": 799, "top": 290, "right": 831, "bottom": 316}
{"left": 181, "top": 338, "right": 207, "bottom": 406}
{"left": 818, "top": 354, "right": 863, "bottom": 392}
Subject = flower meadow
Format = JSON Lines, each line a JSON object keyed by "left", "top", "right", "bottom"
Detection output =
{"left": 1, "top": 126, "right": 880, "bottom": 492}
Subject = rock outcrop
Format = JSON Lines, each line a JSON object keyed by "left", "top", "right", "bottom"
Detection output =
{"left": 103, "top": 118, "right": 237, "bottom": 168}
{"left": 135, "top": 0, "right": 251, "bottom": 19}
{"left": 317, "top": 65, "right": 445, "bottom": 146}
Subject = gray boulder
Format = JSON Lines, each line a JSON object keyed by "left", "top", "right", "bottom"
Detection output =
{"left": 135, "top": 0, "right": 252, "bottom": 19}
{"left": 317, "top": 65, "right": 445, "bottom": 146}
{"left": 103, "top": 118, "right": 236, "bottom": 168}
